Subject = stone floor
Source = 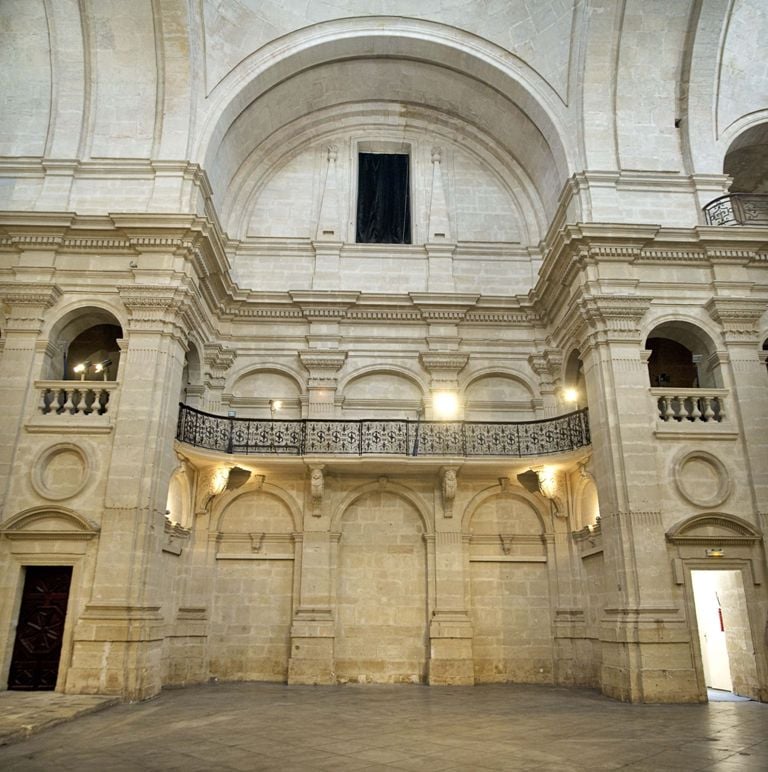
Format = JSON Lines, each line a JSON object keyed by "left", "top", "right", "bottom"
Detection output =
{"left": 0, "top": 683, "right": 766, "bottom": 771}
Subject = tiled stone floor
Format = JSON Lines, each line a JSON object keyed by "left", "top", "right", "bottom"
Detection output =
{"left": 0, "top": 682, "right": 766, "bottom": 771}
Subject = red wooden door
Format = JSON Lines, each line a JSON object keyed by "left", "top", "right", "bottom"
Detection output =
{"left": 8, "top": 566, "right": 73, "bottom": 690}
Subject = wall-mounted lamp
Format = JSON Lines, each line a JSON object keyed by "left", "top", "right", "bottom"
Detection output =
{"left": 516, "top": 469, "right": 542, "bottom": 494}
{"left": 269, "top": 399, "right": 283, "bottom": 418}
{"left": 705, "top": 547, "right": 724, "bottom": 558}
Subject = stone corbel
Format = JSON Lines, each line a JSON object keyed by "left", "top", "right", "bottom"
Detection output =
{"left": 440, "top": 466, "right": 458, "bottom": 518}
{"left": 250, "top": 532, "right": 265, "bottom": 553}
{"left": 309, "top": 464, "right": 325, "bottom": 517}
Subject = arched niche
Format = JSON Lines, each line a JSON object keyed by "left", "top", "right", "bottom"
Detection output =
{"left": 165, "top": 464, "right": 194, "bottom": 529}
{"left": 340, "top": 368, "right": 424, "bottom": 418}
{"left": 180, "top": 339, "right": 203, "bottom": 407}
{"left": 645, "top": 320, "right": 722, "bottom": 389}
{"left": 43, "top": 304, "right": 124, "bottom": 382}
{"left": 561, "top": 348, "right": 586, "bottom": 410}
{"left": 463, "top": 371, "right": 538, "bottom": 421}
{"left": 225, "top": 367, "right": 304, "bottom": 418}
{"left": 572, "top": 475, "right": 600, "bottom": 531}
{"left": 197, "top": 19, "right": 574, "bottom": 237}
{"left": 331, "top": 479, "right": 431, "bottom": 535}
{"left": 334, "top": 486, "right": 429, "bottom": 683}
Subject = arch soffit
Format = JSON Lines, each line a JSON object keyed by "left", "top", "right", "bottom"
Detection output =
{"left": 196, "top": 18, "right": 574, "bottom": 177}
{"left": 338, "top": 364, "right": 428, "bottom": 397}
{"left": 211, "top": 480, "right": 302, "bottom": 533}
{"left": 226, "top": 362, "right": 307, "bottom": 395}
{"left": 43, "top": 299, "right": 126, "bottom": 344}
{"left": 461, "top": 483, "right": 548, "bottom": 533}
{"left": 225, "top": 103, "right": 543, "bottom": 240}
{"left": 460, "top": 367, "right": 538, "bottom": 398}
{"left": 0, "top": 506, "right": 100, "bottom": 535}
{"left": 331, "top": 480, "right": 433, "bottom": 535}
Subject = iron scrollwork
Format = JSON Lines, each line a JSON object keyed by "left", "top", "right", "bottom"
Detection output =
{"left": 176, "top": 404, "right": 591, "bottom": 458}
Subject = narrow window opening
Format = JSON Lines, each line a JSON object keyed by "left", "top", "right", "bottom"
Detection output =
{"left": 356, "top": 153, "right": 411, "bottom": 244}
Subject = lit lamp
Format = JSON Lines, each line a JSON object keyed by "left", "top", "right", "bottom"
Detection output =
{"left": 93, "top": 359, "right": 111, "bottom": 381}
{"left": 433, "top": 391, "right": 459, "bottom": 420}
{"left": 73, "top": 362, "right": 90, "bottom": 381}
{"left": 562, "top": 387, "right": 580, "bottom": 410}
{"left": 269, "top": 399, "right": 283, "bottom": 418}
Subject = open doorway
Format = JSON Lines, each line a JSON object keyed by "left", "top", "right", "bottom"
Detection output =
{"left": 691, "top": 570, "right": 758, "bottom": 700}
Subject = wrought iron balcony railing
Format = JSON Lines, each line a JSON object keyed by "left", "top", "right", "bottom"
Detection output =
{"left": 176, "top": 403, "right": 591, "bottom": 458}
{"left": 703, "top": 193, "right": 768, "bottom": 226}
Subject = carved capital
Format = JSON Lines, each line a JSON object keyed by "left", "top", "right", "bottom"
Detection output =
{"left": 705, "top": 298, "right": 766, "bottom": 343}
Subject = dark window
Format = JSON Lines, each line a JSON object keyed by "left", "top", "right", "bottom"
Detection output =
{"left": 356, "top": 153, "right": 411, "bottom": 244}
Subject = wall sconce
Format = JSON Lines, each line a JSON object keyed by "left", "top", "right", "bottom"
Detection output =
{"left": 269, "top": 399, "right": 283, "bottom": 418}
{"left": 516, "top": 469, "right": 542, "bottom": 494}
{"left": 705, "top": 547, "right": 724, "bottom": 558}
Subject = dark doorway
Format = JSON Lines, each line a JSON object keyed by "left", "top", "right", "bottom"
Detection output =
{"left": 356, "top": 153, "right": 411, "bottom": 244}
{"left": 8, "top": 566, "right": 73, "bottom": 690}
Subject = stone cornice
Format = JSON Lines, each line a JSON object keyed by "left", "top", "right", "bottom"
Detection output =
{"left": 705, "top": 297, "right": 768, "bottom": 342}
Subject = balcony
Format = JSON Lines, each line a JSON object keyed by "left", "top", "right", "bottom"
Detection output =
{"left": 651, "top": 388, "right": 726, "bottom": 422}
{"left": 703, "top": 193, "right": 768, "bottom": 226}
{"left": 175, "top": 404, "right": 591, "bottom": 458}
{"left": 36, "top": 380, "right": 118, "bottom": 416}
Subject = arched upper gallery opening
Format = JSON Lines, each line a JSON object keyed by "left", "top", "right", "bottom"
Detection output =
{"left": 44, "top": 306, "right": 123, "bottom": 381}
{"left": 197, "top": 20, "right": 573, "bottom": 249}
{"left": 724, "top": 122, "right": 768, "bottom": 194}
{"left": 645, "top": 321, "right": 722, "bottom": 389}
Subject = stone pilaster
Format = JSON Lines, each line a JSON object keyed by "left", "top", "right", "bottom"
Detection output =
{"left": 69, "top": 284, "right": 192, "bottom": 700}
{"left": 298, "top": 350, "right": 347, "bottom": 418}
{"left": 0, "top": 283, "right": 62, "bottom": 514}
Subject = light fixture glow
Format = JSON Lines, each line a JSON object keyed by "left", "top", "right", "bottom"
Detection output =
{"left": 538, "top": 467, "right": 558, "bottom": 499}
{"left": 210, "top": 467, "right": 230, "bottom": 496}
{"left": 562, "top": 388, "right": 579, "bottom": 404}
{"left": 433, "top": 391, "right": 459, "bottom": 420}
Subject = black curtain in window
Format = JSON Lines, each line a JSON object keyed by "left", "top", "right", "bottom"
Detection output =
{"left": 356, "top": 153, "right": 411, "bottom": 243}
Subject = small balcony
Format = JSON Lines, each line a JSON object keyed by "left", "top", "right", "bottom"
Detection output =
{"left": 175, "top": 404, "right": 591, "bottom": 458}
{"left": 651, "top": 388, "right": 727, "bottom": 423}
{"left": 703, "top": 193, "right": 768, "bottom": 226}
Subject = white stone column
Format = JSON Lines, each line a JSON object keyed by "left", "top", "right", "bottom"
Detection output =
{"left": 425, "top": 148, "right": 456, "bottom": 293}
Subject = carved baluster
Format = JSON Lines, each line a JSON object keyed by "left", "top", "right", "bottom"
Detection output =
{"left": 662, "top": 395, "right": 675, "bottom": 421}
{"left": 62, "top": 388, "right": 78, "bottom": 414}
{"left": 690, "top": 395, "right": 702, "bottom": 421}
{"left": 702, "top": 396, "right": 715, "bottom": 421}
{"left": 716, "top": 397, "right": 725, "bottom": 422}
{"left": 40, "top": 388, "right": 51, "bottom": 414}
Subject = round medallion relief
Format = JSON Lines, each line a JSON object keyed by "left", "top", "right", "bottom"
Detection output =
{"left": 674, "top": 450, "right": 731, "bottom": 508}
{"left": 31, "top": 443, "right": 90, "bottom": 501}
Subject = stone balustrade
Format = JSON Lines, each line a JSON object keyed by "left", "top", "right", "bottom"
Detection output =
{"left": 650, "top": 388, "right": 727, "bottom": 422}
{"left": 36, "top": 380, "right": 118, "bottom": 416}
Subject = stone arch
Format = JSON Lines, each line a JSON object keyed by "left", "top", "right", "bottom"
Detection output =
{"left": 571, "top": 474, "right": 600, "bottom": 531}
{"left": 666, "top": 512, "right": 762, "bottom": 544}
{"left": 461, "top": 483, "right": 548, "bottom": 535}
{"left": 165, "top": 464, "right": 193, "bottom": 529}
{"left": 42, "top": 302, "right": 125, "bottom": 381}
{"left": 225, "top": 364, "right": 305, "bottom": 419}
{"left": 461, "top": 368, "right": 539, "bottom": 420}
{"left": 722, "top": 121, "right": 768, "bottom": 194}
{"left": 211, "top": 481, "right": 302, "bottom": 534}
{"left": 339, "top": 365, "right": 426, "bottom": 417}
{"left": 644, "top": 317, "right": 723, "bottom": 389}
{"left": 195, "top": 18, "right": 574, "bottom": 229}
{"left": 0, "top": 506, "right": 100, "bottom": 537}
{"left": 331, "top": 479, "right": 432, "bottom": 535}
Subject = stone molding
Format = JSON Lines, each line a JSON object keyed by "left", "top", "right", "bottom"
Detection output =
{"left": 705, "top": 297, "right": 767, "bottom": 342}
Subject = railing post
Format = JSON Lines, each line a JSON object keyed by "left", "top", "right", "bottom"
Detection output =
{"left": 227, "top": 416, "right": 234, "bottom": 454}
